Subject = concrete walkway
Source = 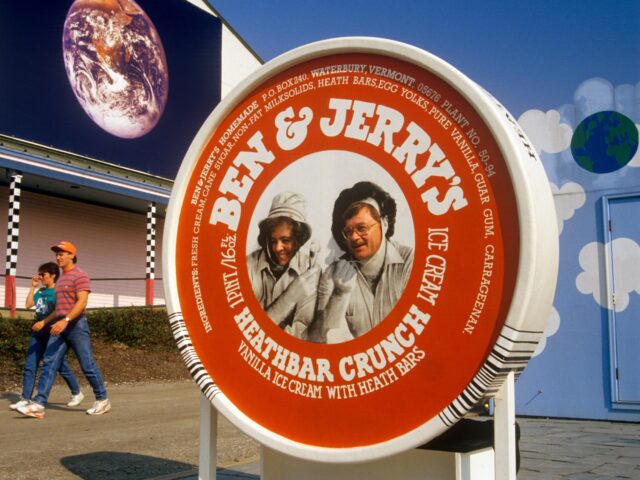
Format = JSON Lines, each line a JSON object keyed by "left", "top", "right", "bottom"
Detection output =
{"left": 516, "top": 417, "right": 639, "bottom": 479}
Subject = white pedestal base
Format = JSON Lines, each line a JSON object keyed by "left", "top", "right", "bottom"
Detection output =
{"left": 261, "top": 446, "right": 494, "bottom": 480}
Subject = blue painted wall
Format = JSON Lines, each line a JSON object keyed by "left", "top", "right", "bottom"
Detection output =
{"left": 516, "top": 78, "right": 640, "bottom": 421}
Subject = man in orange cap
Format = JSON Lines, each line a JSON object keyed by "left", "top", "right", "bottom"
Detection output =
{"left": 18, "top": 241, "right": 111, "bottom": 418}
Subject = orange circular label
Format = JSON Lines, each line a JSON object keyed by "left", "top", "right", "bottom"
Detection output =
{"left": 168, "top": 47, "right": 521, "bottom": 455}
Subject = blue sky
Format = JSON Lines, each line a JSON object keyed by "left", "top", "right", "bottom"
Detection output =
{"left": 209, "top": 0, "right": 640, "bottom": 117}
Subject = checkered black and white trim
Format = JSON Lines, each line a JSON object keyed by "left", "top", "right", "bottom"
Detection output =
{"left": 5, "top": 174, "right": 22, "bottom": 276}
{"left": 146, "top": 202, "right": 156, "bottom": 279}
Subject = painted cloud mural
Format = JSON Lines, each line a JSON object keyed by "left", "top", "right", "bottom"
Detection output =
{"left": 577, "top": 239, "right": 640, "bottom": 312}
{"left": 518, "top": 109, "right": 572, "bottom": 155}
{"left": 518, "top": 77, "right": 640, "bottom": 356}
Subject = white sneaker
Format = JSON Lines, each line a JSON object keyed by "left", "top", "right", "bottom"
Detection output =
{"left": 17, "top": 402, "right": 45, "bottom": 419}
{"left": 9, "top": 398, "right": 29, "bottom": 410}
{"left": 67, "top": 392, "right": 85, "bottom": 407}
{"left": 86, "top": 399, "right": 111, "bottom": 416}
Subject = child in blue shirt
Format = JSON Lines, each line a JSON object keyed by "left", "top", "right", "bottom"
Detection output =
{"left": 9, "top": 262, "right": 84, "bottom": 410}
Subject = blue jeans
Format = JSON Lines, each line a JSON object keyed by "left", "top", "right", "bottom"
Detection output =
{"left": 21, "top": 330, "right": 80, "bottom": 400}
{"left": 33, "top": 316, "right": 107, "bottom": 406}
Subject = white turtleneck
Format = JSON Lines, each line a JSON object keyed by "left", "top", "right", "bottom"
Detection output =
{"left": 355, "top": 239, "right": 387, "bottom": 291}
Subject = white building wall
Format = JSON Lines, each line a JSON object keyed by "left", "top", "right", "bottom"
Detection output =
{"left": 0, "top": 186, "right": 165, "bottom": 310}
{"left": 220, "top": 25, "right": 262, "bottom": 98}
{"left": 185, "top": 0, "right": 262, "bottom": 98}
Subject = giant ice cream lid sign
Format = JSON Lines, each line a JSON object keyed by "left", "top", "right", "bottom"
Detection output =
{"left": 164, "top": 38, "right": 558, "bottom": 461}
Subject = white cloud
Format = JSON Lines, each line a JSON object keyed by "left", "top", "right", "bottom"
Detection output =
{"left": 574, "top": 77, "right": 616, "bottom": 122}
{"left": 549, "top": 182, "right": 586, "bottom": 235}
{"left": 518, "top": 109, "right": 573, "bottom": 154}
{"left": 532, "top": 306, "right": 560, "bottom": 357}
{"left": 576, "top": 238, "right": 640, "bottom": 312}
{"left": 629, "top": 124, "right": 640, "bottom": 168}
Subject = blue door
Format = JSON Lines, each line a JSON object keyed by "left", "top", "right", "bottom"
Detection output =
{"left": 607, "top": 196, "right": 640, "bottom": 406}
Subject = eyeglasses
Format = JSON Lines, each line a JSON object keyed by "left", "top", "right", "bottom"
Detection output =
{"left": 341, "top": 222, "right": 378, "bottom": 239}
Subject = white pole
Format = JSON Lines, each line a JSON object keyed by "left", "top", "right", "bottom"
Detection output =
{"left": 493, "top": 371, "right": 516, "bottom": 480}
{"left": 199, "top": 394, "right": 218, "bottom": 480}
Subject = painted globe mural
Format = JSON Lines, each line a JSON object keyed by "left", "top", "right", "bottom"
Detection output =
{"left": 62, "top": 0, "right": 169, "bottom": 139}
{"left": 571, "top": 111, "right": 638, "bottom": 174}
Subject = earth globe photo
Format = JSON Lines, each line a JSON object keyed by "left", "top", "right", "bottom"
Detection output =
{"left": 62, "top": 0, "right": 169, "bottom": 139}
{"left": 570, "top": 111, "right": 639, "bottom": 174}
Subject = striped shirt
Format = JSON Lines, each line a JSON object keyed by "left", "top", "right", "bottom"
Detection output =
{"left": 55, "top": 266, "right": 91, "bottom": 316}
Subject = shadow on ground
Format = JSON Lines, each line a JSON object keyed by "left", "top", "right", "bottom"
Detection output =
{"left": 216, "top": 466, "right": 260, "bottom": 480}
{"left": 61, "top": 451, "right": 195, "bottom": 480}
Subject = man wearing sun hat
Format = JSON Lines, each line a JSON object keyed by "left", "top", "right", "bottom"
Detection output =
{"left": 18, "top": 241, "right": 111, "bottom": 418}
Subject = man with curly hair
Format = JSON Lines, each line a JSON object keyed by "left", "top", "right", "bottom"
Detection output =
{"left": 246, "top": 192, "right": 320, "bottom": 338}
{"left": 308, "top": 181, "right": 414, "bottom": 343}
